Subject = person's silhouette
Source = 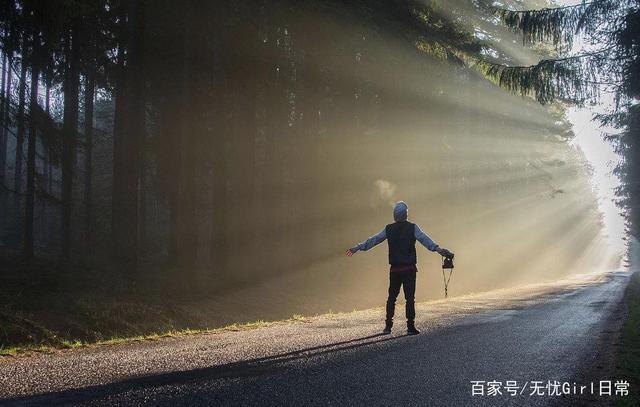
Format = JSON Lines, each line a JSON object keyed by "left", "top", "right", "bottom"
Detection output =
{"left": 346, "top": 201, "right": 453, "bottom": 335}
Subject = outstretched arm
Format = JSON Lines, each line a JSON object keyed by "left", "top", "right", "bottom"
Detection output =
{"left": 415, "top": 224, "right": 453, "bottom": 257}
{"left": 414, "top": 224, "right": 440, "bottom": 252}
{"left": 345, "top": 228, "right": 386, "bottom": 256}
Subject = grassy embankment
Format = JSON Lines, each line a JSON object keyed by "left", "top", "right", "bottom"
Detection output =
{"left": 0, "top": 252, "right": 318, "bottom": 357}
{"left": 0, "top": 319, "right": 310, "bottom": 357}
{"left": 616, "top": 270, "right": 640, "bottom": 406}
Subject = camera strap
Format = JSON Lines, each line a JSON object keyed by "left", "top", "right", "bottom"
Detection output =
{"left": 441, "top": 256, "right": 454, "bottom": 298}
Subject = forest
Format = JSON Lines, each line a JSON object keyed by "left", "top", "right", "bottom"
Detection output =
{"left": 0, "top": 0, "right": 637, "bottom": 344}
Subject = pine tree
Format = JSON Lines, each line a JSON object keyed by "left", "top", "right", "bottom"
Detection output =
{"left": 475, "top": 0, "right": 640, "bottom": 236}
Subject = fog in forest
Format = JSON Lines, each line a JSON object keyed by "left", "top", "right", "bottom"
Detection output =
{"left": 0, "top": 0, "right": 622, "bottom": 328}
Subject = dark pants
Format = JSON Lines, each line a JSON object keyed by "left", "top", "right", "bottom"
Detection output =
{"left": 385, "top": 271, "right": 416, "bottom": 326}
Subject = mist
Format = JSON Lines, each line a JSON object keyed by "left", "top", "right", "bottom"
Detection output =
{"left": 0, "top": 0, "right": 620, "bottom": 329}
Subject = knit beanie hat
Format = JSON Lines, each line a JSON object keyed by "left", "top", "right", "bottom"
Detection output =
{"left": 393, "top": 201, "right": 408, "bottom": 221}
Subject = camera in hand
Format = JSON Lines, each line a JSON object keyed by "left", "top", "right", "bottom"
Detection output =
{"left": 442, "top": 252, "right": 454, "bottom": 269}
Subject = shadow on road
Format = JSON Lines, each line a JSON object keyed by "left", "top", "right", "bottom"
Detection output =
{"left": 2, "top": 332, "right": 403, "bottom": 406}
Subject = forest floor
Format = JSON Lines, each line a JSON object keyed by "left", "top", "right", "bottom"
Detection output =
{"left": 0, "top": 259, "right": 265, "bottom": 355}
{"left": 0, "top": 249, "right": 367, "bottom": 355}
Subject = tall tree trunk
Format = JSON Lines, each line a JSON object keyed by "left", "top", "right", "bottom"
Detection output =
{"left": 208, "top": 55, "right": 228, "bottom": 272}
{"left": 0, "top": 50, "right": 5, "bottom": 122}
{"left": 83, "top": 69, "right": 95, "bottom": 248}
{"left": 2, "top": 55, "right": 11, "bottom": 141}
{"left": 24, "top": 57, "right": 40, "bottom": 258}
{"left": 262, "top": 15, "right": 289, "bottom": 276}
{"left": 0, "top": 49, "right": 7, "bottom": 182}
{"left": 111, "top": 40, "right": 126, "bottom": 254}
{"left": 0, "top": 54, "right": 11, "bottom": 187}
{"left": 44, "top": 65, "right": 51, "bottom": 193}
{"left": 0, "top": 52, "right": 11, "bottom": 234}
{"left": 45, "top": 68, "right": 50, "bottom": 111}
{"left": 112, "top": 0, "right": 145, "bottom": 273}
{"left": 158, "top": 98, "right": 180, "bottom": 264}
{"left": 14, "top": 59, "right": 27, "bottom": 192}
{"left": 61, "top": 29, "right": 81, "bottom": 260}
{"left": 176, "top": 2, "right": 198, "bottom": 270}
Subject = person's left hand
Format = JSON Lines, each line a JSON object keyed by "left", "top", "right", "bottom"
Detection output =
{"left": 345, "top": 247, "right": 358, "bottom": 257}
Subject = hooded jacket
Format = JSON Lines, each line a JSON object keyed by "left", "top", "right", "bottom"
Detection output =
{"left": 354, "top": 202, "right": 440, "bottom": 268}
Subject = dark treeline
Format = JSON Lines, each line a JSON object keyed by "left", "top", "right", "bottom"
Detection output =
{"left": 0, "top": 0, "right": 478, "bottom": 269}
{"left": 0, "top": 0, "right": 614, "bottom": 302}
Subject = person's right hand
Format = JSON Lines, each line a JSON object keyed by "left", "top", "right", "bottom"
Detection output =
{"left": 438, "top": 248, "right": 454, "bottom": 258}
{"left": 345, "top": 246, "right": 358, "bottom": 257}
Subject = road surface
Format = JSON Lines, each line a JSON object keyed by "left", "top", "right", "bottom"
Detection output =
{"left": 0, "top": 270, "right": 632, "bottom": 406}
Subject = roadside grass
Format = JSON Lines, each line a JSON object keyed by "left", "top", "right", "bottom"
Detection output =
{"left": 0, "top": 315, "right": 307, "bottom": 357}
{"left": 1, "top": 250, "right": 375, "bottom": 359}
{"left": 616, "top": 270, "right": 640, "bottom": 406}
{"left": 0, "top": 306, "right": 370, "bottom": 357}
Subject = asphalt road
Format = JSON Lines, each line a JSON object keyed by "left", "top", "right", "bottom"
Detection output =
{"left": 0, "top": 270, "right": 632, "bottom": 406}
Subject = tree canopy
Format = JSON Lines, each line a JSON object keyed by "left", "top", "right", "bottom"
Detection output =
{"left": 476, "top": 0, "right": 640, "bottom": 236}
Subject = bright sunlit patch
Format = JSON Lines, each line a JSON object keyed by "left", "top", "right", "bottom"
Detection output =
{"left": 567, "top": 103, "right": 625, "bottom": 262}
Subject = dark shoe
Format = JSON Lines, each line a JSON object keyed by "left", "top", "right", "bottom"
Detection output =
{"left": 407, "top": 325, "right": 420, "bottom": 335}
{"left": 383, "top": 322, "right": 392, "bottom": 334}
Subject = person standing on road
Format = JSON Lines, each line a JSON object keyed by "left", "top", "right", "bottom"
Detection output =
{"left": 345, "top": 201, "right": 453, "bottom": 335}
